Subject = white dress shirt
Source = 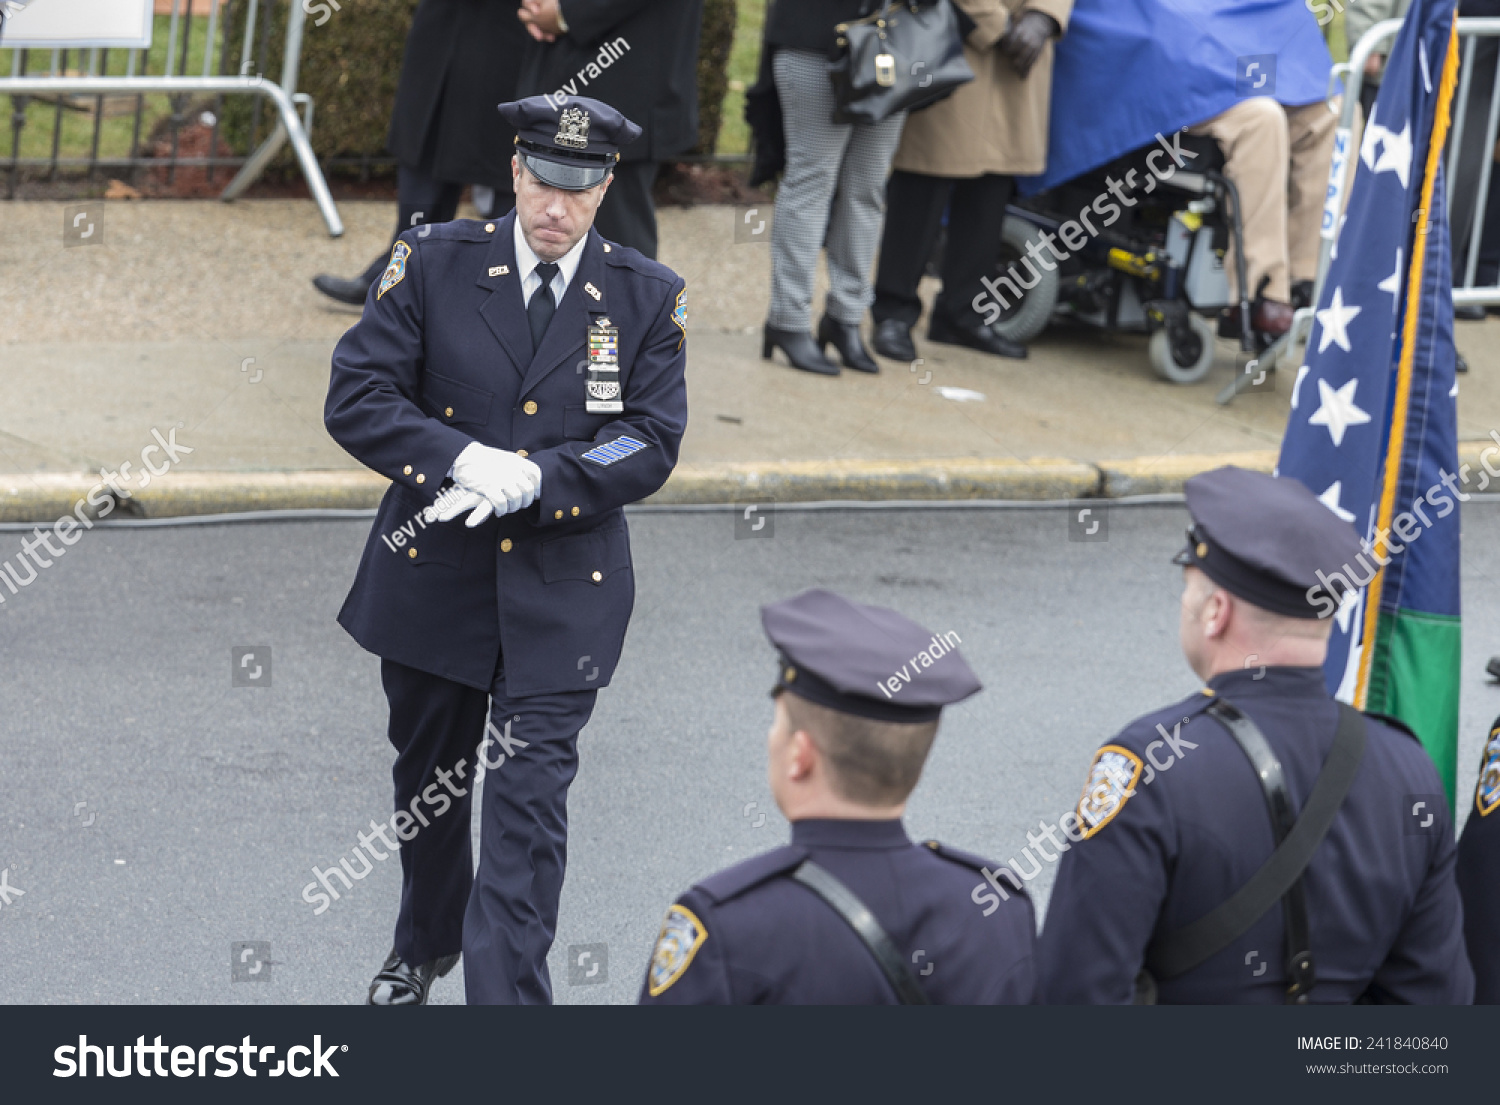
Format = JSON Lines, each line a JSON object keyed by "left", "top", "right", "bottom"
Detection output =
{"left": 514, "top": 216, "right": 587, "bottom": 308}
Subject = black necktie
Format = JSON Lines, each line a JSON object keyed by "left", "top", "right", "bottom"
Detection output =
{"left": 528, "top": 262, "right": 560, "bottom": 352}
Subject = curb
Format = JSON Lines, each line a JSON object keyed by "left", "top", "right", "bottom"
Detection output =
{"left": 1, "top": 442, "right": 1495, "bottom": 522}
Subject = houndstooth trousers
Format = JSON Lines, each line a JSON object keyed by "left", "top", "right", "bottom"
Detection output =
{"left": 766, "top": 49, "right": 907, "bottom": 331}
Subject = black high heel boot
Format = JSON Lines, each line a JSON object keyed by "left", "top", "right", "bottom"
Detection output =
{"left": 816, "top": 315, "right": 879, "bottom": 373}
{"left": 762, "top": 325, "right": 839, "bottom": 375}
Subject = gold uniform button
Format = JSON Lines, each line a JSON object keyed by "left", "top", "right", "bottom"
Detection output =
{"left": 554, "top": 509, "right": 564, "bottom": 520}
{"left": 785, "top": 666, "right": 797, "bottom": 682}
{"left": 415, "top": 474, "right": 426, "bottom": 484}
{"left": 571, "top": 506, "right": 580, "bottom": 517}
{"left": 500, "top": 538, "right": 513, "bottom": 552}
{"left": 445, "top": 407, "right": 454, "bottom": 418}
{"left": 524, "top": 400, "right": 538, "bottom": 415}
{"left": 408, "top": 548, "right": 418, "bottom": 559}
{"left": 516, "top": 449, "right": 528, "bottom": 458}
{"left": 485, "top": 222, "right": 495, "bottom": 233}
{"left": 1196, "top": 542, "right": 1208, "bottom": 559}
{"left": 403, "top": 465, "right": 412, "bottom": 475}
{"left": 591, "top": 571, "right": 602, "bottom": 582}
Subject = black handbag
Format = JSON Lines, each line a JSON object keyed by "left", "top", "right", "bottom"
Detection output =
{"left": 826, "top": 0, "right": 974, "bottom": 125}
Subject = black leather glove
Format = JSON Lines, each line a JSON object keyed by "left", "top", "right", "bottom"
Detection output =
{"left": 1000, "top": 9, "right": 1060, "bottom": 79}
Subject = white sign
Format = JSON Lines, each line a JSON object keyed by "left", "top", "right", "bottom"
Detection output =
{"left": 0, "top": 0, "right": 154, "bottom": 49}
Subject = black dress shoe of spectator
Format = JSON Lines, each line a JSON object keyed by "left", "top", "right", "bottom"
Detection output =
{"left": 872, "top": 318, "right": 917, "bottom": 362}
{"left": 762, "top": 325, "right": 839, "bottom": 375}
{"left": 367, "top": 948, "right": 460, "bottom": 1006}
{"left": 313, "top": 254, "right": 386, "bottom": 307}
{"left": 1458, "top": 352, "right": 1470, "bottom": 374}
{"left": 817, "top": 315, "right": 879, "bottom": 373}
{"left": 1487, "top": 655, "right": 1500, "bottom": 681}
{"left": 928, "top": 310, "right": 1028, "bottom": 359}
{"left": 1456, "top": 304, "right": 1487, "bottom": 321}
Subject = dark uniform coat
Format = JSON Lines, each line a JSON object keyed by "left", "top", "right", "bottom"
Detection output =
{"left": 516, "top": 0, "right": 703, "bottom": 163}
{"left": 325, "top": 211, "right": 689, "bottom": 695}
{"left": 1038, "top": 667, "right": 1474, "bottom": 1004}
{"left": 638, "top": 819, "right": 1037, "bottom": 1004}
{"left": 1456, "top": 714, "right": 1500, "bottom": 1003}
{"left": 387, "top": 0, "right": 530, "bottom": 185}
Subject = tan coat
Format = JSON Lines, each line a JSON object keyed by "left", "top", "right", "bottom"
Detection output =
{"left": 891, "top": 0, "right": 1074, "bottom": 178}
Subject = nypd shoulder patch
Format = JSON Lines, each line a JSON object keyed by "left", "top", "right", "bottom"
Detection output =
{"left": 377, "top": 241, "right": 411, "bottom": 300}
{"left": 671, "top": 286, "right": 687, "bottom": 348}
{"left": 582, "top": 435, "right": 648, "bottom": 466}
{"left": 1476, "top": 722, "right": 1500, "bottom": 817}
{"left": 648, "top": 903, "right": 707, "bottom": 997}
{"left": 1077, "top": 744, "right": 1144, "bottom": 839}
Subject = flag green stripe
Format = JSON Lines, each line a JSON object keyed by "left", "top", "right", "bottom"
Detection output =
{"left": 1364, "top": 608, "right": 1461, "bottom": 806}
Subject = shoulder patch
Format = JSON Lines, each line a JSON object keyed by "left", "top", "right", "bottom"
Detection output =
{"left": 581, "top": 435, "right": 649, "bottom": 466}
{"left": 647, "top": 903, "right": 708, "bottom": 997}
{"left": 696, "top": 845, "right": 806, "bottom": 904}
{"left": 671, "top": 287, "right": 687, "bottom": 340}
{"left": 921, "top": 839, "right": 997, "bottom": 874}
{"left": 377, "top": 241, "right": 411, "bottom": 300}
{"left": 1476, "top": 719, "right": 1500, "bottom": 817}
{"left": 1077, "top": 744, "right": 1144, "bottom": 839}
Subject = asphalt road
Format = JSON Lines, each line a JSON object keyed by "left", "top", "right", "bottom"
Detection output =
{"left": 0, "top": 503, "right": 1496, "bottom": 1005}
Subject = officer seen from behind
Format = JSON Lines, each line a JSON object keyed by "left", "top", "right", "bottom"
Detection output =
{"left": 1456, "top": 714, "right": 1500, "bottom": 1003}
{"left": 638, "top": 588, "right": 1037, "bottom": 1004}
{"left": 1038, "top": 467, "right": 1473, "bottom": 1004}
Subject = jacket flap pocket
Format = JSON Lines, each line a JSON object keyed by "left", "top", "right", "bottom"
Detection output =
{"left": 541, "top": 525, "right": 630, "bottom": 584}
{"left": 422, "top": 370, "right": 494, "bottom": 427}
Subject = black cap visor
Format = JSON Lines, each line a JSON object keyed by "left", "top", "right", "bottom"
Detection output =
{"left": 518, "top": 145, "right": 612, "bottom": 192}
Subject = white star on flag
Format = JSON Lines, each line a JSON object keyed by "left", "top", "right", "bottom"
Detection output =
{"left": 1378, "top": 249, "right": 1402, "bottom": 300}
{"left": 1308, "top": 377, "right": 1372, "bottom": 446}
{"left": 1317, "top": 481, "right": 1357, "bottom": 523}
{"left": 1291, "top": 364, "right": 1311, "bottom": 410}
{"left": 1360, "top": 108, "right": 1414, "bottom": 189}
{"left": 1316, "top": 286, "right": 1362, "bottom": 353}
{"left": 1334, "top": 588, "right": 1362, "bottom": 635}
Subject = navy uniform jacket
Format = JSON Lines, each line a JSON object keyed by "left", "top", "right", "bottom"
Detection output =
{"left": 638, "top": 819, "right": 1037, "bottom": 1004}
{"left": 325, "top": 211, "right": 688, "bottom": 695}
{"left": 1456, "top": 714, "right": 1500, "bottom": 1004}
{"left": 1038, "top": 667, "right": 1474, "bottom": 1004}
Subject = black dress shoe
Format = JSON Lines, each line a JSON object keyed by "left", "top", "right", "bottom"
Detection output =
{"left": 313, "top": 253, "right": 387, "bottom": 307}
{"left": 927, "top": 310, "right": 1028, "bottom": 359}
{"left": 1456, "top": 303, "right": 1487, "bottom": 321}
{"left": 871, "top": 318, "right": 917, "bottom": 362}
{"left": 366, "top": 948, "right": 460, "bottom": 1006}
{"left": 816, "top": 315, "right": 879, "bottom": 373}
{"left": 1458, "top": 351, "right": 1470, "bottom": 374}
{"left": 762, "top": 325, "right": 839, "bottom": 375}
{"left": 1487, "top": 655, "right": 1500, "bottom": 681}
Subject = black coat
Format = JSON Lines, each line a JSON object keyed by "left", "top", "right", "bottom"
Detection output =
{"left": 516, "top": 0, "right": 704, "bottom": 163}
{"left": 763, "top": 0, "right": 876, "bottom": 54}
{"left": 387, "top": 0, "right": 530, "bottom": 186}
{"left": 325, "top": 212, "right": 689, "bottom": 695}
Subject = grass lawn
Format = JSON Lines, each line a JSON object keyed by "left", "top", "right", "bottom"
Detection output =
{"left": 717, "top": 0, "right": 765, "bottom": 156}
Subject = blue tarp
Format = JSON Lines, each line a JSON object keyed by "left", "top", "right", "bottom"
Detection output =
{"left": 1021, "top": 0, "right": 1335, "bottom": 193}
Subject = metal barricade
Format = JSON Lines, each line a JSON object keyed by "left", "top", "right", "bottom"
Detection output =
{"left": 0, "top": 0, "right": 343, "bottom": 236}
{"left": 1218, "top": 15, "right": 1500, "bottom": 404}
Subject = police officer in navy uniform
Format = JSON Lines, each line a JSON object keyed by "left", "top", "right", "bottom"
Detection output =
{"left": 638, "top": 589, "right": 1037, "bottom": 1004}
{"left": 324, "top": 95, "right": 689, "bottom": 1005}
{"left": 1457, "top": 714, "right": 1500, "bottom": 1003}
{"left": 1038, "top": 467, "right": 1473, "bottom": 1004}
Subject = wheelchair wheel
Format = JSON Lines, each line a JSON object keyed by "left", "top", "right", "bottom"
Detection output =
{"left": 1148, "top": 314, "right": 1217, "bottom": 384}
{"left": 990, "top": 216, "right": 1060, "bottom": 345}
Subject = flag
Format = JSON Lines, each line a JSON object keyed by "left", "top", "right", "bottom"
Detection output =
{"left": 1020, "top": 0, "right": 1332, "bottom": 194}
{"left": 1277, "top": 0, "right": 1463, "bottom": 803}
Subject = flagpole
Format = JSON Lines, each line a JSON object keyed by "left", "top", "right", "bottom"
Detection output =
{"left": 1354, "top": 13, "right": 1463, "bottom": 708}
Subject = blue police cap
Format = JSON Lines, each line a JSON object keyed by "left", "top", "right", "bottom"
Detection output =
{"left": 497, "top": 95, "right": 642, "bottom": 192}
{"left": 761, "top": 589, "right": 982, "bottom": 724}
{"left": 1172, "top": 466, "right": 1364, "bottom": 619}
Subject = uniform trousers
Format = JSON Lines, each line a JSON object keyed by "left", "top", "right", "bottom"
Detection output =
{"left": 872, "top": 171, "right": 1016, "bottom": 328}
{"left": 766, "top": 49, "right": 907, "bottom": 330}
{"left": 595, "top": 159, "right": 661, "bottom": 259}
{"left": 380, "top": 658, "right": 597, "bottom": 1005}
{"left": 1187, "top": 96, "right": 1336, "bottom": 302}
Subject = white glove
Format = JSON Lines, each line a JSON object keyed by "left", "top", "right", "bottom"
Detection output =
{"left": 432, "top": 486, "right": 495, "bottom": 528}
{"left": 449, "top": 442, "right": 543, "bottom": 516}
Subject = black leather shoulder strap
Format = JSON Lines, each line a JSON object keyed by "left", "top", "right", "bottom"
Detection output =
{"left": 1144, "top": 699, "right": 1366, "bottom": 1001}
{"left": 791, "top": 860, "right": 930, "bottom": 1005}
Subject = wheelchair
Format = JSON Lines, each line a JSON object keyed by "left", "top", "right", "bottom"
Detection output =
{"left": 987, "top": 133, "right": 1261, "bottom": 384}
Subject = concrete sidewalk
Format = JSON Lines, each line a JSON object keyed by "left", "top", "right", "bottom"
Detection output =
{"left": 2, "top": 198, "right": 1498, "bottom": 518}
